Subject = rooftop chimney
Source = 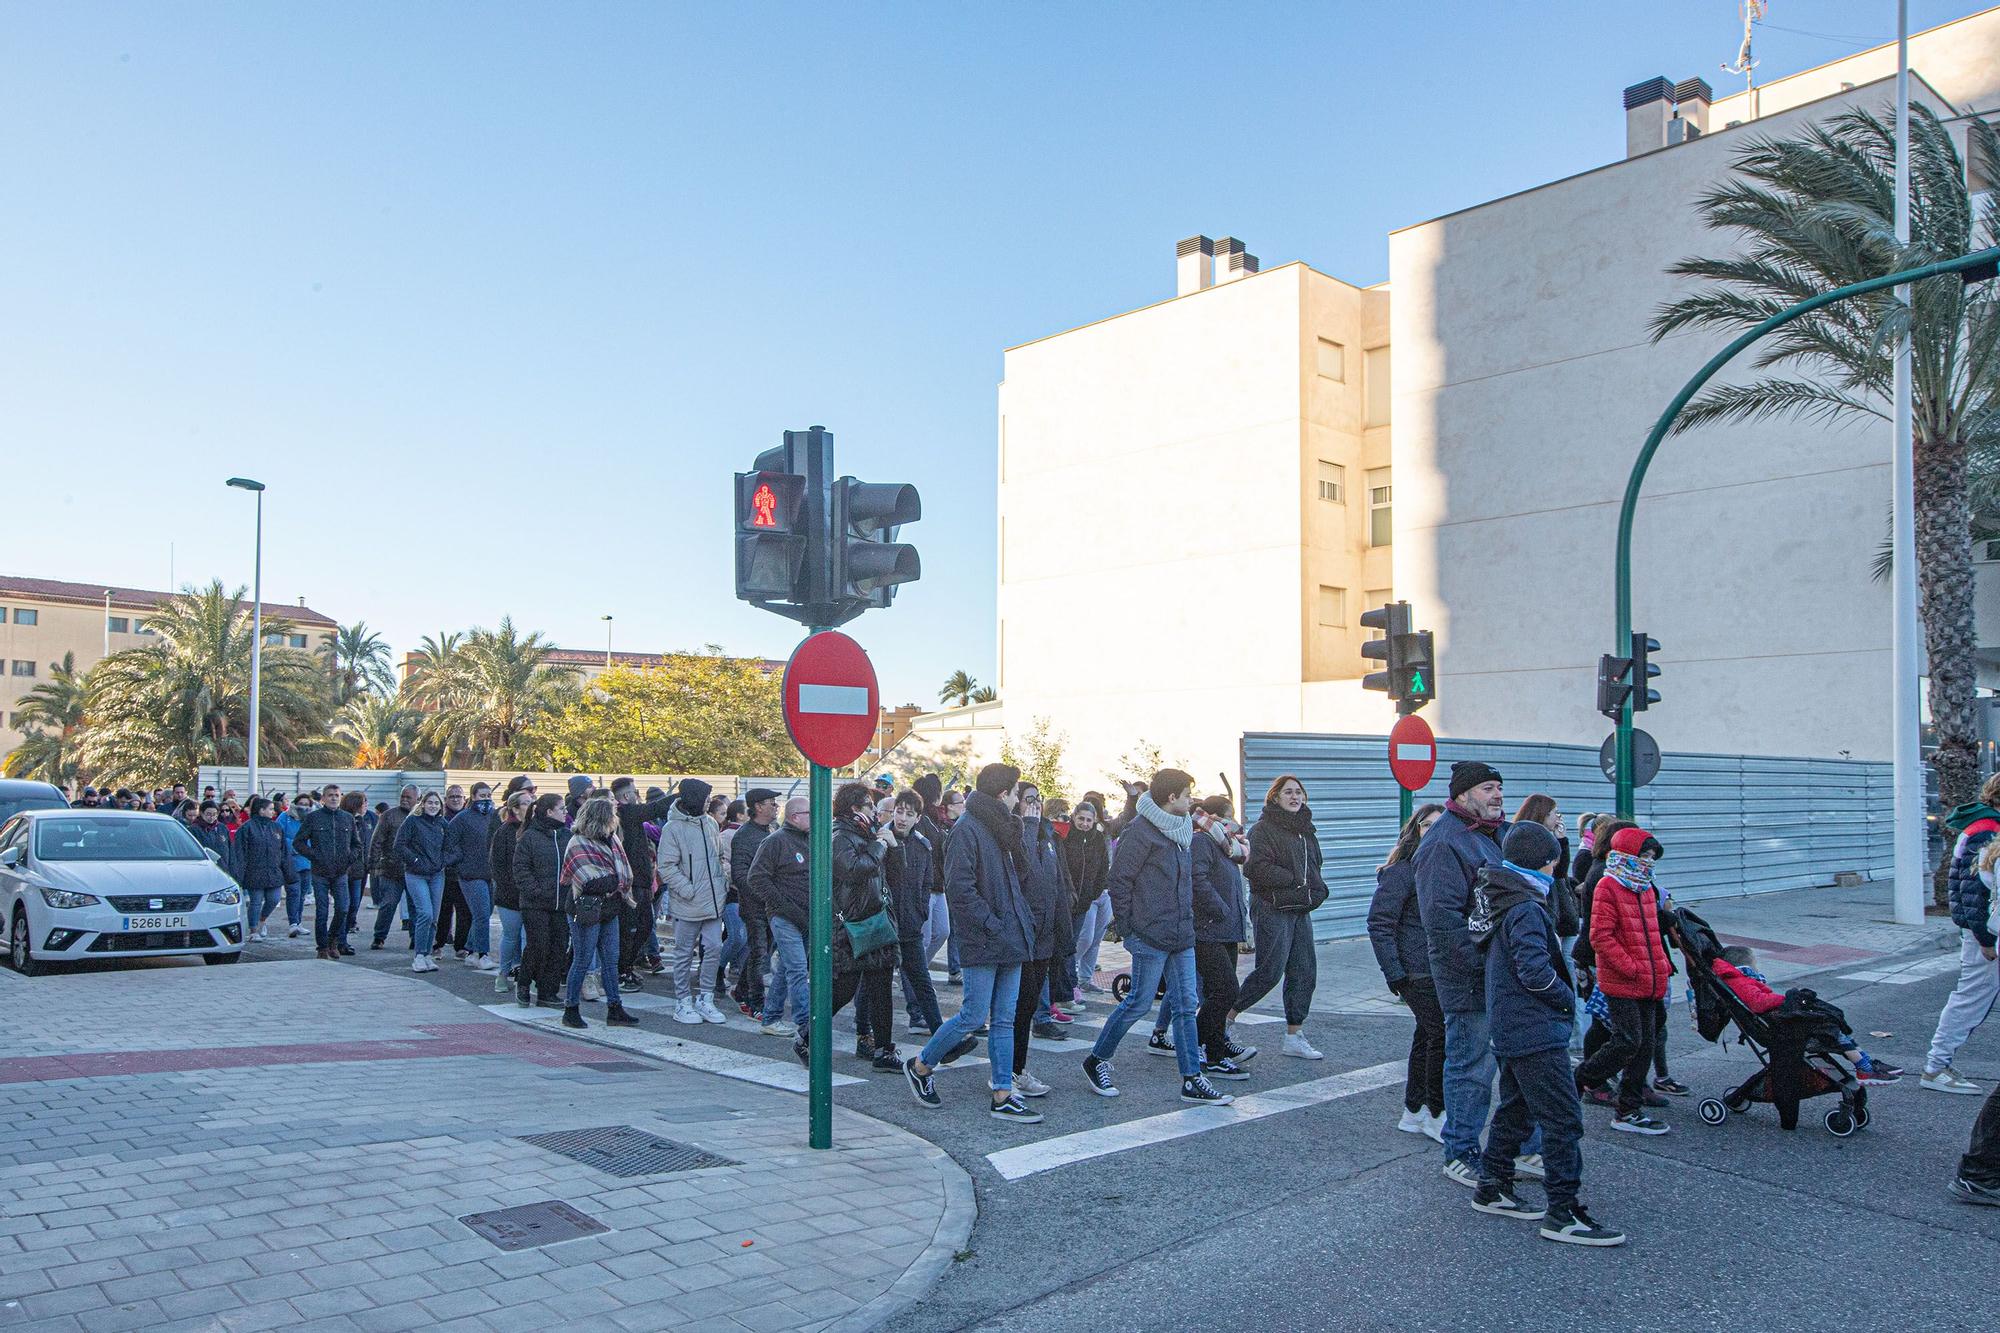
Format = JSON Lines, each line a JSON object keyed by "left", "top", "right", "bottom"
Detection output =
{"left": 1669, "top": 76, "right": 1712, "bottom": 144}
{"left": 1623, "top": 76, "right": 1674, "bottom": 157}
{"left": 1213, "top": 236, "right": 1254, "bottom": 284}
{"left": 1176, "top": 235, "right": 1214, "bottom": 295}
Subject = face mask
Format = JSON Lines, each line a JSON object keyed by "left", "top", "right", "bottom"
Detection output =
{"left": 473, "top": 799, "right": 492, "bottom": 813}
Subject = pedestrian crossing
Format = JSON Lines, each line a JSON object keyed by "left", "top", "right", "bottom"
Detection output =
{"left": 1837, "top": 952, "right": 1960, "bottom": 984}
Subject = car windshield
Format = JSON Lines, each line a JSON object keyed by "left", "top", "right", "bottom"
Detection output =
{"left": 0, "top": 795, "right": 66, "bottom": 825}
{"left": 34, "top": 817, "right": 206, "bottom": 862}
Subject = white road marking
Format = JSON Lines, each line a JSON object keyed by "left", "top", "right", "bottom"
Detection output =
{"left": 479, "top": 1003, "right": 864, "bottom": 1091}
{"left": 1838, "top": 953, "right": 1961, "bottom": 984}
{"left": 982, "top": 1060, "right": 1407, "bottom": 1181}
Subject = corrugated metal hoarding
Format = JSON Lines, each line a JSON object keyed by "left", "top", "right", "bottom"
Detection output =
{"left": 1239, "top": 733, "right": 1893, "bottom": 941}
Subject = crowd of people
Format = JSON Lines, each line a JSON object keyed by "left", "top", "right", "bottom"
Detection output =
{"left": 77, "top": 754, "right": 2000, "bottom": 1231}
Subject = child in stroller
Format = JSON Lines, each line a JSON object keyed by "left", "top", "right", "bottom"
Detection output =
{"left": 1672, "top": 906, "right": 1880, "bottom": 1136}
{"left": 1712, "top": 947, "right": 1903, "bottom": 1085}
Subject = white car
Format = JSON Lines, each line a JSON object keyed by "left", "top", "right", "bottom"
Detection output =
{"left": 0, "top": 809, "right": 246, "bottom": 974}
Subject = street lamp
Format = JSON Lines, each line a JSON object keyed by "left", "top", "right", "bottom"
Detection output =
{"left": 102, "top": 589, "right": 112, "bottom": 658}
{"left": 601, "top": 614, "right": 614, "bottom": 668}
{"left": 226, "top": 478, "right": 266, "bottom": 798}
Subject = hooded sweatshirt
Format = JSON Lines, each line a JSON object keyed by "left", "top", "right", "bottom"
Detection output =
{"left": 1473, "top": 861, "right": 1574, "bottom": 1058}
{"left": 657, "top": 781, "right": 726, "bottom": 921}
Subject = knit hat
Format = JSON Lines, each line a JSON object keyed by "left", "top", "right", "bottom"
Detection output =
{"left": 744, "top": 787, "right": 780, "bottom": 807}
{"left": 975, "top": 763, "right": 1020, "bottom": 798}
{"left": 1610, "top": 826, "right": 1664, "bottom": 860}
{"left": 1501, "top": 821, "right": 1561, "bottom": 871}
{"left": 566, "top": 775, "right": 593, "bottom": 799}
{"left": 1449, "top": 760, "right": 1503, "bottom": 799}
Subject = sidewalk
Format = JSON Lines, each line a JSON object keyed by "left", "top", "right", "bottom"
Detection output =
{"left": 0, "top": 960, "right": 971, "bottom": 1333}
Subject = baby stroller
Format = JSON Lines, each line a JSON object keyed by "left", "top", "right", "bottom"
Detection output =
{"left": 1671, "top": 906, "right": 1868, "bottom": 1137}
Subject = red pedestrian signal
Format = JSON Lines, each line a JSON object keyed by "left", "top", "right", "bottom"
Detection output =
{"left": 752, "top": 482, "right": 779, "bottom": 528}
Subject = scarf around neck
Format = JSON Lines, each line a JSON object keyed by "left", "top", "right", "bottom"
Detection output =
{"left": 965, "top": 791, "right": 1028, "bottom": 871}
{"left": 1445, "top": 798, "right": 1501, "bottom": 836}
{"left": 1604, "top": 849, "right": 1655, "bottom": 893}
{"left": 1137, "top": 793, "right": 1194, "bottom": 850}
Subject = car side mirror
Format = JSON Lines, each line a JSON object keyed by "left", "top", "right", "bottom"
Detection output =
{"left": 0, "top": 847, "right": 18, "bottom": 869}
{"left": 204, "top": 848, "right": 222, "bottom": 864}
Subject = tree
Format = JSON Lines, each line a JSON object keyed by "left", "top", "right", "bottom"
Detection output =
{"left": 518, "top": 653, "right": 794, "bottom": 775}
{"left": 78, "top": 581, "right": 340, "bottom": 784}
{"left": 411, "top": 618, "right": 577, "bottom": 766}
{"left": 320, "top": 622, "right": 395, "bottom": 705}
{"left": 1650, "top": 104, "right": 1998, "bottom": 903}
{"left": 938, "top": 670, "right": 981, "bottom": 708}
{"left": 401, "top": 630, "right": 465, "bottom": 709}
{"left": 333, "top": 694, "right": 416, "bottom": 769}
{"left": 999, "top": 717, "right": 1068, "bottom": 801}
{"left": 2, "top": 652, "right": 89, "bottom": 784}
{"left": 969, "top": 685, "right": 998, "bottom": 703}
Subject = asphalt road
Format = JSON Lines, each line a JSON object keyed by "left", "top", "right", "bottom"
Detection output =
{"left": 222, "top": 921, "right": 2000, "bottom": 1332}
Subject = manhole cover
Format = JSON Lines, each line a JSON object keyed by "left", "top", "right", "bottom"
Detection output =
{"left": 579, "top": 1060, "right": 664, "bottom": 1073}
{"left": 518, "top": 1125, "right": 741, "bottom": 1178}
{"left": 460, "top": 1200, "right": 608, "bottom": 1251}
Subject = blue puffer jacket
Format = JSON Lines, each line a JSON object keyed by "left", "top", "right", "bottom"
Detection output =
{"left": 1108, "top": 802, "right": 1195, "bottom": 953}
{"left": 1476, "top": 865, "right": 1574, "bottom": 1059}
{"left": 232, "top": 815, "right": 290, "bottom": 892}
{"left": 444, "top": 802, "right": 499, "bottom": 881}
{"left": 1018, "top": 819, "right": 1068, "bottom": 958}
{"left": 942, "top": 796, "right": 1036, "bottom": 967}
{"left": 1944, "top": 804, "right": 2000, "bottom": 949}
{"left": 276, "top": 808, "right": 307, "bottom": 879}
{"left": 393, "top": 810, "right": 449, "bottom": 877}
{"left": 1191, "top": 830, "right": 1246, "bottom": 945}
{"left": 1414, "top": 808, "right": 1508, "bottom": 1014}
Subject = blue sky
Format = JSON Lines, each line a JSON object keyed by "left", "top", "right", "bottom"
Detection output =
{"left": 3, "top": 1, "right": 1981, "bottom": 704}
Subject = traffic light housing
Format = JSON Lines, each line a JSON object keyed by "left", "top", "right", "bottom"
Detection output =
{"left": 833, "top": 478, "right": 922, "bottom": 609}
{"left": 1630, "top": 631, "right": 1661, "bottom": 712}
{"left": 1360, "top": 601, "right": 1435, "bottom": 714}
{"left": 1596, "top": 652, "right": 1633, "bottom": 719}
{"left": 1596, "top": 631, "right": 1661, "bottom": 719}
{"left": 734, "top": 470, "right": 808, "bottom": 603}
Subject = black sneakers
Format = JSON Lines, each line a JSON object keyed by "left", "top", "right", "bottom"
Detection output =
{"left": 939, "top": 1036, "right": 980, "bottom": 1066}
{"left": 871, "top": 1048, "right": 904, "bottom": 1073}
{"left": 1146, "top": 1032, "right": 1176, "bottom": 1057}
{"left": 1611, "top": 1111, "right": 1670, "bottom": 1136}
{"left": 1082, "top": 1054, "right": 1119, "bottom": 1098}
{"left": 989, "top": 1095, "right": 1043, "bottom": 1124}
{"left": 1222, "top": 1040, "right": 1258, "bottom": 1063}
{"left": 1201, "top": 1057, "right": 1252, "bottom": 1081}
{"left": 854, "top": 1037, "right": 872, "bottom": 1060}
{"left": 793, "top": 1034, "right": 810, "bottom": 1067}
{"left": 1180, "top": 1075, "right": 1235, "bottom": 1105}
{"left": 1032, "top": 1022, "right": 1068, "bottom": 1041}
{"left": 1949, "top": 1175, "right": 2000, "bottom": 1207}
{"left": 904, "top": 1057, "right": 941, "bottom": 1108}
{"left": 1540, "top": 1203, "right": 1627, "bottom": 1246}
{"left": 1471, "top": 1182, "right": 1545, "bottom": 1220}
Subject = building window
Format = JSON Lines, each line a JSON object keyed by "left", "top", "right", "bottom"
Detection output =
{"left": 11, "top": 609, "right": 35, "bottom": 626}
{"left": 10, "top": 661, "right": 34, "bottom": 677}
{"left": 1365, "top": 587, "right": 1393, "bottom": 612}
{"left": 1317, "top": 461, "right": 1345, "bottom": 504}
{"left": 1369, "top": 468, "right": 1393, "bottom": 547}
{"left": 5, "top": 714, "right": 21, "bottom": 728}
{"left": 1315, "top": 337, "right": 1345, "bottom": 382}
{"left": 289, "top": 634, "right": 307, "bottom": 648}
{"left": 106, "top": 616, "right": 129, "bottom": 634}
{"left": 1316, "top": 585, "right": 1346, "bottom": 628}
{"left": 1364, "top": 346, "right": 1391, "bottom": 427}
{"left": 133, "top": 619, "right": 153, "bottom": 635}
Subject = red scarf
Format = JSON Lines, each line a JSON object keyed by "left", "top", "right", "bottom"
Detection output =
{"left": 1446, "top": 799, "right": 1501, "bottom": 836}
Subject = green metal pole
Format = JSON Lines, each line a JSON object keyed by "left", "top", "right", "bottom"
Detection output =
{"left": 807, "top": 758, "right": 833, "bottom": 1149}
{"left": 1399, "top": 785, "right": 1413, "bottom": 827}
{"left": 1612, "top": 246, "right": 1999, "bottom": 818}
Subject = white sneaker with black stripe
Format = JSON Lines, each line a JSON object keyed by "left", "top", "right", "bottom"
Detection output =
{"left": 1471, "top": 1182, "right": 1545, "bottom": 1220}
{"left": 1540, "top": 1203, "right": 1626, "bottom": 1247}
{"left": 1442, "top": 1158, "right": 1481, "bottom": 1189}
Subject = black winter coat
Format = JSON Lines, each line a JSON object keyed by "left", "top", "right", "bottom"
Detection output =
{"left": 1108, "top": 811, "right": 1196, "bottom": 953}
{"left": 1246, "top": 804, "right": 1328, "bottom": 913}
{"left": 490, "top": 819, "right": 521, "bottom": 911}
{"left": 1061, "top": 825, "right": 1109, "bottom": 912}
{"left": 394, "top": 811, "right": 448, "bottom": 877}
{"left": 917, "top": 815, "right": 950, "bottom": 895}
{"left": 1191, "top": 830, "right": 1247, "bottom": 945}
{"left": 295, "top": 806, "right": 360, "bottom": 879}
{"left": 232, "top": 815, "right": 290, "bottom": 892}
{"left": 1366, "top": 859, "right": 1429, "bottom": 986}
{"left": 942, "top": 797, "right": 1036, "bottom": 967}
{"left": 444, "top": 804, "right": 499, "bottom": 881}
{"left": 831, "top": 820, "right": 896, "bottom": 975}
{"left": 1018, "top": 819, "right": 1069, "bottom": 959}
{"left": 190, "top": 820, "right": 234, "bottom": 876}
{"left": 750, "top": 825, "right": 812, "bottom": 930}
{"left": 885, "top": 828, "right": 934, "bottom": 940}
{"left": 1414, "top": 809, "right": 1507, "bottom": 1014}
{"left": 618, "top": 793, "right": 677, "bottom": 899}
{"left": 372, "top": 804, "right": 411, "bottom": 875}
{"left": 513, "top": 817, "right": 564, "bottom": 912}
{"left": 732, "top": 820, "right": 775, "bottom": 920}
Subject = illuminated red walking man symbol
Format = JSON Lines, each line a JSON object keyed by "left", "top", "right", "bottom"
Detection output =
{"left": 752, "top": 482, "right": 779, "bottom": 528}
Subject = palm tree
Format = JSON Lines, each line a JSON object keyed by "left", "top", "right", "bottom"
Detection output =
{"left": 938, "top": 670, "right": 981, "bottom": 708}
{"left": 1, "top": 652, "right": 90, "bottom": 783}
{"left": 414, "top": 618, "right": 577, "bottom": 765}
{"left": 969, "top": 685, "right": 998, "bottom": 703}
{"left": 1650, "top": 104, "right": 1998, "bottom": 900}
{"left": 78, "top": 580, "right": 340, "bottom": 784}
{"left": 334, "top": 693, "right": 415, "bottom": 769}
{"left": 401, "top": 630, "right": 466, "bottom": 709}
{"left": 320, "top": 621, "right": 395, "bottom": 705}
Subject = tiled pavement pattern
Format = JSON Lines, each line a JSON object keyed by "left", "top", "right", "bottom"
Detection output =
{"left": 0, "top": 963, "right": 972, "bottom": 1332}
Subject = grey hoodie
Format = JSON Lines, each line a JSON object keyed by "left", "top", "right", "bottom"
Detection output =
{"left": 657, "top": 804, "right": 726, "bottom": 921}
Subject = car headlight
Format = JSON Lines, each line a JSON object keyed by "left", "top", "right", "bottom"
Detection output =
{"left": 206, "top": 887, "right": 243, "bottom": 906}
{"left": 39, "top": 887, "right": 101, "bottom": 910}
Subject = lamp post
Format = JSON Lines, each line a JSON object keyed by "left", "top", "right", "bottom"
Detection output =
{"left": 600, "top": 614, "right": 614, "bottom": 668}
{"left": 226, "top": 478, "right": 266, "bottom": 797}
{"left": 102, "top": 589, "right": 112, "bottom": 658}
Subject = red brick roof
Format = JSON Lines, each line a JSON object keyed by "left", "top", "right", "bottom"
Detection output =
{"left": 0, "top": 575, "right": 338, "bottom": 628}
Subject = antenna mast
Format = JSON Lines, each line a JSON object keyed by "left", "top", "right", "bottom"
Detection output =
{"left": 1723, "top": 1, "right": 1769, "bottom": 112}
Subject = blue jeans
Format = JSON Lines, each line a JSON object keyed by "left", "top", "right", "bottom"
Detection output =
{"left": 246, "top": 888, "right": 281, "bottom": 934}
{"left": 921, "top": 895, "right": 950, "bottom": 968}
{"left": 339, "top": 879, "right": 362, "bottom": 948}
{"left": 566, "top": 916, "right": 622, "bottom": 1007}
{"left": 719, "top": 902, "right": 748, "bottom": 979}
{"left": 1093, "top": 937, "right": 1201, "bottom": 1078}
{"left": 283, "top": 876, "right": 305, "bottom": 927}
{"left": 459, "top": 878, "right": 493, "bottom": 955}
{"left": 372, "top": 876, "right": 405, "bottom": 946}
{"left": 762, "top": 917, "right": 809, "bottom": 1026}
{"left": 402, "top": 872, "right": 443, "bottom": 955}
{"left": 311, "top": 874, "right": 348, "bottom": 949}
{"left": 1442, "top": 1008, "right": 1541, "bottom": 1164}
{"left": 497, "top": 905, "right": 524, "bottom": 979}
{"left": 946, "top": 935, "right": 962, "bottom": 978}
{"left": 919, "top": 962, "right": 1021, "bottom": 1093}
{"left": 1560, "top": 937, "right": 1586, "bottom": 1050}
{"left": 1073, "top": 891, "right": 1112, "bottom": 984}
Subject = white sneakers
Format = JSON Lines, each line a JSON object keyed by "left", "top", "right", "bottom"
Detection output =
{"left": 582, "top": 974, "right": 603, "bottom": 1003}
{"left": 694, "top": 995, "right": 729, "bottom": 1025}
{"left": 759, "top": 1019, "right": 794, "bottom": 1036}
{"left": 1422, "top": 1111, "right": 1445, "bottom": 1144}
{"left": 1397, "top": 1107, "right": 1430, "bottom": 1135}
{"left": 411, "top": 955, "right": 438, "bottom": 973}
{"left": 673, "top": 999, "right": 703, "bottom": 1025}
{"left": 1281, "top": 1033, "right": 1324, "bottom": 1060}
{"left": 287, "top": 925, "right": 305, "bottom": 939}
{"left": 492, "top": 972, "right": 510, "bottom": 994}
{"left": 1014, "top": 1070, "right": 1052, "bottom": 1098}
{"left": 1923, "top": 1067, "right": 1983, "bottom": 1095}
{"left": 468, "top": 954, "right": 499, "bottom": 973}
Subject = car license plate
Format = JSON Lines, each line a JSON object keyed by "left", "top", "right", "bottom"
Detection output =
{"left": 121, "top": 915, "right": 189, "bottom": 930}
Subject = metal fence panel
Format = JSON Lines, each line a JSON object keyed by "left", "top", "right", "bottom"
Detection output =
{"left": 1240, "top": 734, "right": 1893, "bottom": 941}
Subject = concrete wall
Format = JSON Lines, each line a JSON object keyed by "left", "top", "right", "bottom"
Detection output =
{"left": 1708, "top": 8, "right": 2000, "bottom": 127}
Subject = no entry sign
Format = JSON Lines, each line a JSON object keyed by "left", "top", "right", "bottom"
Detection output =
{"left": 1388, "top": 714, "right": 1437, "bottom": 792}
{"left": 782, "top": 631, "right": 880, "bottom": 770}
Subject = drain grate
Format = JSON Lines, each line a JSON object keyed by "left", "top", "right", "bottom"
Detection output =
{"left": 518, "top": 1124, "right": 741, "bottom": 1178}
{"left": 460, "top": 1200, "right": 609, "bottom": 1251}
{"left": 579, "top": 1060, "right": 665, "bottom": 1074}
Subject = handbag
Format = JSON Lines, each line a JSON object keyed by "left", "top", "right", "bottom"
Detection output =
{"left": 840, "top": 905, "right": 899, "bottom": 957}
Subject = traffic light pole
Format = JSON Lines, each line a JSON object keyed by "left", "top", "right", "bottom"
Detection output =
{"left": 1399, "top": 786, "right": 1413, "bottom": 826}
{"left": 807, "top": 748, "right": 833, "bottom": 1150}
{"left": 1612, "top": 245, "right": 2000, "bottom": 818}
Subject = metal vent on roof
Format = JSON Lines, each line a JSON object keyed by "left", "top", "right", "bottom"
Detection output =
{"left": 518, "top": 1125, "right": 741, "bottom": 1178}
{"left": 460, "top": 1200, "right": 609, "bottom": 1251}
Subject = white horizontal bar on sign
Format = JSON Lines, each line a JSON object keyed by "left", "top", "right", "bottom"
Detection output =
{"left": 798, "top": 684, "right": 871, "bottom": 716}
{"left": 1395, "top": 744, "right": 1434, "bottom": 761}
{"left": 983, "top": 1059, "right": 1405, "bottom": 1181}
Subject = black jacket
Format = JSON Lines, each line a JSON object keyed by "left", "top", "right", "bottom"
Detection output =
{"left": 513, "top": 816, "right": 564, "bottom": 912}
{"left": 1245, "top": 803, "right": 1328, "bottom": 913}
{"left": 1549, "top": 835, "right": 1579, "bottom": 938}
{"left": 942, "top": 794, "right": 1036, "bottom": 967}
{"left": 1018, "top": 819, "right": 1070, "bottom": 959}
{"left": 1367, "top": 859, "right": 1429, "bottom": 987}
{"left": 1191, "top": 830, "right": 1247, "bottom": 945}
{"left": 917, "top": 814, "right": 950, "bottom": 895}
{"left": 1061, "top": 824, "right": 1109, "bottom": 912}
{"left": 295, "top": 806, "right": 360, "bottom": 879}
{"left": 444, "top": 803, "right": 499, "bottom": 881}
{"left": 750, "top": 824, "right": 812, "bottom": 930}
{"left": 394, "top": 811, "right": 449, "bottom": 877}
{"left": 732, "top": 820, "right": 776, "bottom": 919}
{"left": 618, "top": 793, "right": 677, "bottom": 898}
{"left": 190, "top": 820, "right": 234, "bottom": 876}
{"left": 490, "top": 819, "right": 521, "bottom": 911}
{"left": 1415, "top": 808, "right": 1508, "bottom": 1014}
{"left": 831, "top": 819, "right": 896, "bottom": 974}
{"left": 885, "top": 827, "right": 934, "bottom": 940}
{"left": 232, "top": 815, "right": 290, "bottom": 892}
{"left": 1474, "top": 865, "right": 1575, "bottom": 1058}
{"left": 1108, "top": 807, "right": 1196, "bottom": 953}
{"left": 371, "top": 803, "right": 412, "bottom": 875}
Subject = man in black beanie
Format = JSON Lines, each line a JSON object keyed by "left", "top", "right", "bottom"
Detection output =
{"left": 1417, "top": 758, "right": 1542, "bottom": 1187}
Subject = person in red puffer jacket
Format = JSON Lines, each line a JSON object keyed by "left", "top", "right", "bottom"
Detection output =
{"left": 1573, "top": 827, "right": 1673, "bottom": 1135}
